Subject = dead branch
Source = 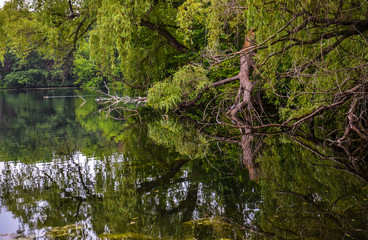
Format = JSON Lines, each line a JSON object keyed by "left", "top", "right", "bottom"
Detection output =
{"left": 89, "top": 88, "right": 146, "bottom": 122}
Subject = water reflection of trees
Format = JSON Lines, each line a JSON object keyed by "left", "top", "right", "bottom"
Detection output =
{"left": 144, "top": 114, "right": 368, "bottom": 239}
{"left": 1, "top": 92, "right": 367, "bottom": 239}
{"left": 0, "top": 90, "right": 111, "bottom": 163}
{"left": 253, "top": 134, "right": 368, "bottom": 239}
{"left": 0, "top": 155, "right": 258, "bottom": 239}
{"left": 0, "top": 108, "right": 260, "bottom": 239}
{"left": 89, "top": 116, "right": 260, "bottom": 239}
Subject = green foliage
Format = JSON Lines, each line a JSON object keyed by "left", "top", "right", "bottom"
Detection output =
{"left": 0, "top": 0, "right": 99, "bottom": 88}
{"left": 1, "top": 0, "right": 367, "bottom": 139}
{"left": 0, "top": 51, "right": 72, "bottom": 88}
{"left": 89, "top": 0, "right": 185, "bottom": 89}
{"left": 147, "top": 117, "right": 209, "bottom": 159}
{"left": 0, "top": 2, "right": 45, "bottom": 61}
{"left": 177, "top": 0, "right": 246, "bottom": 51}
{"left": 177, "top": 0, "right": 207, "bottom": 45}
{"left": 3, "top": 69, "right": 48, "bottom": 88}
{"left": 255, "top": 135, "right": 368, "bottom": 239}
{"left": 147, "top": 65, "right": 211, "bottom": 111}
{"left": 73, "top": 42, "right": 105, "bottom": 87}
{"left": 247, "top": 0, "right": 368, "bottom": 120}
{"left": 0, "top": 0, "right": 99, "bottom": 62}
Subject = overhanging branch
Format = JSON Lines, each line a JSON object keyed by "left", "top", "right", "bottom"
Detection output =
{"left": 140, "top": 19, "right": 189, "bottom": 53}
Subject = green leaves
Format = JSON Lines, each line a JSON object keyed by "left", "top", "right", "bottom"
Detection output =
{"left": 148, "top": 117, "right": 209, "bottom": 159}
{"left": 73, "top": 43, "right": 105, "bottom": 87}
{"left": 177, "top": 0, "right": 207, "bottom": 45}
{"left": 147, "top": 65, "right": 211, "bottom": 111}
{"left": 0, "top": 51, "right": 70, "bottom": 88}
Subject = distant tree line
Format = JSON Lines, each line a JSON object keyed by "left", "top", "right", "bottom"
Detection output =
{"left": 0, "top": 51, "right": 75, "bottom": 88}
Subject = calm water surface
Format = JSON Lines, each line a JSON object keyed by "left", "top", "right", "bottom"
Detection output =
{"left": 0, "top": 89, "right": 367, "bottom": 239}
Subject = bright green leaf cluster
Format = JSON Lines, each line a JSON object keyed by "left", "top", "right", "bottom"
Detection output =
{"left": 147, "top": 65, "right": 211, "bottom": 111}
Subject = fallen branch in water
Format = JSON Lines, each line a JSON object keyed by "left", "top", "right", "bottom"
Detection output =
{"left": 92, "top": 87, "right": 147, "bottom": 105}
{"left": 78, "top": 87, "right": 146, "bottom": 122}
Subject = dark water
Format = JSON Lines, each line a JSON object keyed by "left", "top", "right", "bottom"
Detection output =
{"left": 0, "top": 89, "right": 367, "bottom": 239}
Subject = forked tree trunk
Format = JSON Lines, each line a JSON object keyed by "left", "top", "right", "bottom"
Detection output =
{"left": 229, "top": 37, "right": 254, "bottom": 124}
{"left": 232, "top": 35, "right": 259, "bottom": 180}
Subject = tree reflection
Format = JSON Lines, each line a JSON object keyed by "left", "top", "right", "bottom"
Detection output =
{"left": 0, "top": 97, "right": 259, "bottom": 239}
{"left": 144, "top": 114, "right": 368, "bottom": 239}
{"left": 254, "top": 135, "right": 368, "bottom": 239}
{"left": 1, "top": 90, "right": 367, "bottom": 239}
{"left": 0, "top": 143, "right": 258, "bottom": 239}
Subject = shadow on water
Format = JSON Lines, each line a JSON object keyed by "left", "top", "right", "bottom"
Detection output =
{"left": 0, "top": 89, "right": 367, "bottom": 239}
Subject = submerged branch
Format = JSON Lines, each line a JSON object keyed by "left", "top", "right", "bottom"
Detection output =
{"left": 87, "top": 88, "right": 146, "bottom": 122}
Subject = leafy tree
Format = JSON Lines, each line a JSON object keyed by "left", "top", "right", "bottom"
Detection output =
{"left": 0, "top": 51, "right": 73, "bottom": 88}
{"left": 0, "top": 0, "right": 189, "bottom": 91}
{"left": 73, "top": 42, "right": 105, "bottom": 88}
{"left": 1, "top": 0, "right": 367, "bottom": 143}
{"left": 147, "top": 65, "right": 211, "bottom": 111}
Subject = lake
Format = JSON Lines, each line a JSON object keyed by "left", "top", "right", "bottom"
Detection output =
{"left": 0, "top": 89, "right": 367, "bottom": 239}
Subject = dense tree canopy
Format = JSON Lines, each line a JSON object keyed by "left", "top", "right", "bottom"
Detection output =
{"left": 0, "top": 0, "right": 367, "bottom": 143}
{"left": 0, "top": 51, "right": 75, "bottom": 88}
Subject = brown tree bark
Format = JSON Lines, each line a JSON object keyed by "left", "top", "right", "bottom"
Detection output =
{"left": 239, "top": 129, "right": 260, "bottom": 181}
{"left": 228, "top": 36, "right": 255, "bottom": 124}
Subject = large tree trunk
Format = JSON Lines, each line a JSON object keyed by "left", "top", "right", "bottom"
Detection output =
{"left": 229, "top": 39, "right": 254, "bottom": 124}
{"left": 175, "top": 33, "right": 255, "bottom": 118}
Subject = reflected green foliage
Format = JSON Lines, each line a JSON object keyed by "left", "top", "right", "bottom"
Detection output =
{"left": 0, "top": 90, "right": 367, "bottom": 240}
{"left": 0, "top": 90, "right": 258, "bottom": 239}
{"left": 255, "top": 136, "right": 368, "bottom": 239}
{"left": 0, "top": 89, "right": 113, "bottom": 162}
{"left": 0, "top": 149, "right": 256, "bottom": 239}
{"left": 147, "top": 116, "right": 209, "bottom": 159}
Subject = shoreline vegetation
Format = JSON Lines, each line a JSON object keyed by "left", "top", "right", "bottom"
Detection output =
{"left": 0, "top": 0, "right": 367, "bottom": 151}
{"left": 0, "top": 86, "right": 80, "bottom": 91}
